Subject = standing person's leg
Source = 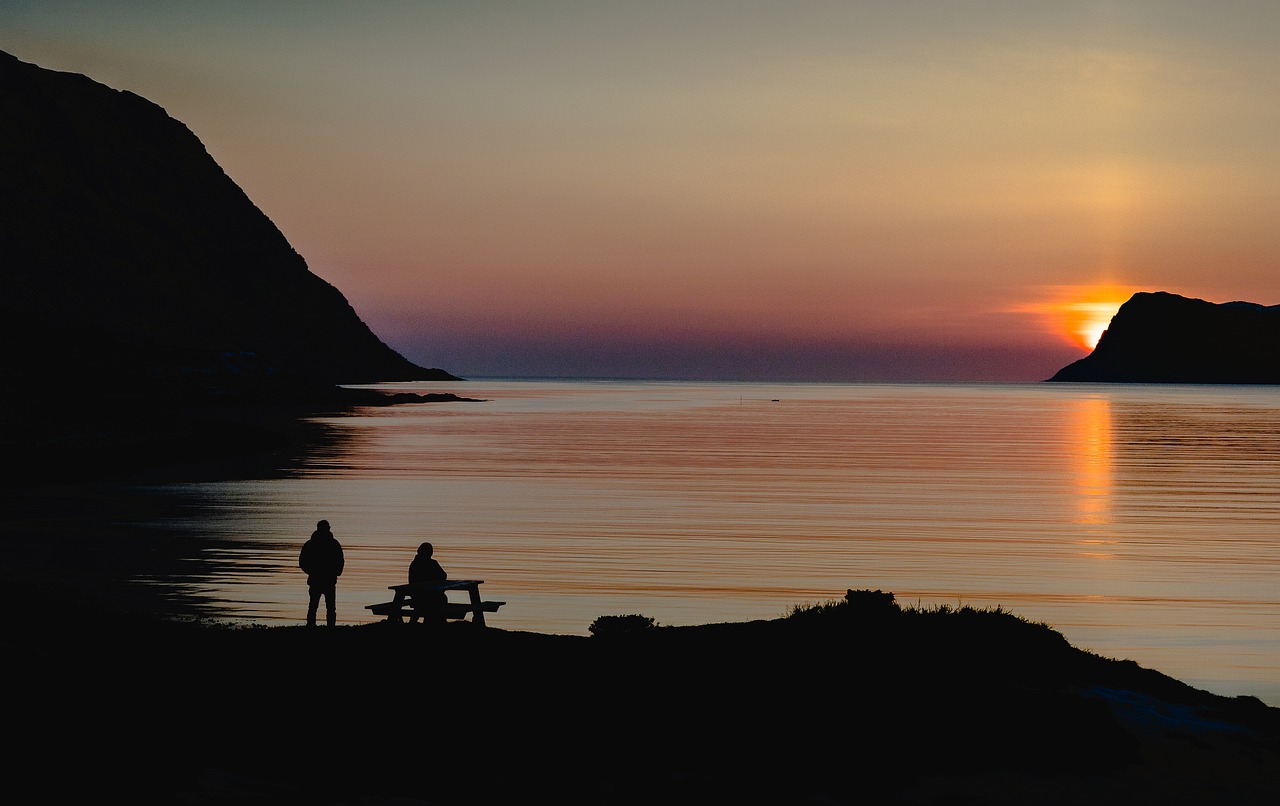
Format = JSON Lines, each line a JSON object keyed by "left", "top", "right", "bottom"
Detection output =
{"left": 307, "top": 585, "right": 321, "bottom": 627}
{"left": 325, "top": 582, "right": 337, "bottom": 627}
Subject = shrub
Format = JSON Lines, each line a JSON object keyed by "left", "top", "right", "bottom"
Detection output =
{"left": 589, "top": 614, "right": 656, "bottom": 637}
{"left": 786, "top": 589, "right": 900, "bottom": 621}
{"left": 843, "top": 588, "right": 897, "bottom": 610}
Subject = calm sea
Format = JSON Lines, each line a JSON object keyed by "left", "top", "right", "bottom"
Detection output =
{"left": 96, "top": 381, "right": 1280, "bottom": 703}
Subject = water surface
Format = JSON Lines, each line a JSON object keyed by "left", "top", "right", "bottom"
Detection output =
{"left": 84, "top": 381, "right": 1280, "bottom": 704}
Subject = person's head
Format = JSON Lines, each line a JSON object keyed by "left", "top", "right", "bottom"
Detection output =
{"left": 317, "top": 519, "right": 330, "bottom": 532}
{"left": 417, "top": 542, "right": 433, "bottom": 557}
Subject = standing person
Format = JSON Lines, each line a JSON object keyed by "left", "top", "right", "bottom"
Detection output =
{"left": 299, "top": 519, "right": 344, "bottom": 627}
{"left": 408, "top": 542, "right": 447, "bottom": 623}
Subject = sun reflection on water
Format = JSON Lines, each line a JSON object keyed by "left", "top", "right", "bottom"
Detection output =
{"left": 1070, "top": 396, "right": 1112, "bottom": 528}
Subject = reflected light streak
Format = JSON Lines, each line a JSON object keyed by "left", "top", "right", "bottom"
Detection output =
{"left": 1070, "top": 396, "right": 1113, "bottom": 528}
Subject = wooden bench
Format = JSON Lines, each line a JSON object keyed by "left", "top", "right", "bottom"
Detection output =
{"left": 366, "top": 580, "right": 504, "bottom": 626}
{"left": 367, "top": 600, "right": 505, "bottom": 622}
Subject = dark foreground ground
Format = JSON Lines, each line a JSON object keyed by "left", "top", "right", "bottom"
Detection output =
{"left": 5, "top": 399, "right": 1278, "bottom": 804}
{"left": 8, "top": 588, "right": 1279, "bottom": 806}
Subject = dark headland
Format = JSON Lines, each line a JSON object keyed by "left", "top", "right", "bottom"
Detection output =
{"left": 1049, "top": 291, "right": 1280, "bottom": 384}
{"left": 3, "top": 51, "right": 1279, "bottom": 804}
{"left": 0, "top": 49, "right": 475, "bottom": 482}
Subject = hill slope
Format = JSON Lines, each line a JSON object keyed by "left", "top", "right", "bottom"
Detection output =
{"left": 0, "top": 50, "right": 456, "bottom": 395}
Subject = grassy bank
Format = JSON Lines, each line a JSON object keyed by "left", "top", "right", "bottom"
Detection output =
{"left": 10, "top": 589, "right": 1278, "bottom": 804}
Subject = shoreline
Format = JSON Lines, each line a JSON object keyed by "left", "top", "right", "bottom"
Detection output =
{"left": 11, "top": 590, "right": 1279, "bottom": 805}
{"left": 5, "top": 384, "right": 484, "bottom": 487}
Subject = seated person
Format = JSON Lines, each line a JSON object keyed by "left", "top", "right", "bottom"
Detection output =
{"left": 408, "top": 542, "right": 447, "bottom": 622}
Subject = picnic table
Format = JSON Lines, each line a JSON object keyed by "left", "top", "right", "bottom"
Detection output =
{"left": 366, "top": 580, "right": 505, "bottom": 626}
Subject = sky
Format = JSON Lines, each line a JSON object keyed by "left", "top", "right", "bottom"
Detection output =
{"left": 5, "top": 1, "right": 1280, "bottom": 381}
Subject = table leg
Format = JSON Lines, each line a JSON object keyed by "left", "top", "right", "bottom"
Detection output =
{"left": 392, "top": 591, "right": 408, "bottom": 624}
{"left": 468, "top": 584, "right": 486, "bottom": 627}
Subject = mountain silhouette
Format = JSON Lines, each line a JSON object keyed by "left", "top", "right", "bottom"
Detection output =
{"left": 0, "top": 49, "right": 457, "bottom": 400}
{"left": 1049, "top": 291, "right": 1280, "bottom": 384}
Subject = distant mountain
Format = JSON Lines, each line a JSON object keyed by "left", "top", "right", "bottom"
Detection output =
{"left": 0, "top": 50, "right": 458, "bottom": 400}
{"left": 1048, "top": 291, "right": 1280, "bottom": 384}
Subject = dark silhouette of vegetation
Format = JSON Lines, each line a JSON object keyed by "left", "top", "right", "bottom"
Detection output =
{"left": 787, "top": 587, "right": 900, "bottom": 619}
{"left": 589, "top": 613, "right": 658, "bottom": 637}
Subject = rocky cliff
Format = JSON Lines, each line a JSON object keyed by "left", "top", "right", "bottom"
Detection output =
{"left": 0, "top": 50, "right": 457, "bottom": 399}
{"left": 1049, "top": 291, "right": 1280, "bottom": 384}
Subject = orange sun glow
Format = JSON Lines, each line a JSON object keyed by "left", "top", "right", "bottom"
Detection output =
{"left": 1018, "top": 285, "right": 1136, "bottom": 353}
{"left": 1055, "top": 287, "right": 1134, "bottom": 351}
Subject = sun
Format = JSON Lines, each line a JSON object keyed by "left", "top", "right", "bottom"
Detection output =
{"left": 1017, "top": 284, "right": 1135, "bottom": 352}
{"left": 1058, "top": 285, "right": 1136, "bottom": 351}
{"left": 1062, "top": 298, "right": 1126, "bottom": 350}
{"left": 1081, "top": 317, "right": 1109, "bottom": 350}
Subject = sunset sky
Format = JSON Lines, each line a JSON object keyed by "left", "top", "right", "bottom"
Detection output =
{"left": 5, "top": 2, "right": 1280, "bottom": 381}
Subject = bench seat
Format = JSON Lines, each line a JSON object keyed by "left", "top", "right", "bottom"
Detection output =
{"left": 366, "top": 600, "right": 506, "bottom": 620}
